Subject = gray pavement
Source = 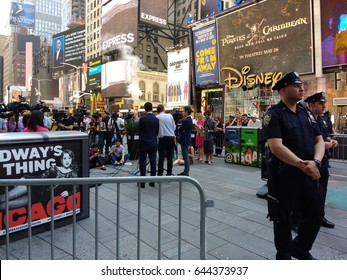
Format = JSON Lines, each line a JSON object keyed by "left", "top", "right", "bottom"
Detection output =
{"left": 1, "top": 156, "right": 346, "bottom": 260}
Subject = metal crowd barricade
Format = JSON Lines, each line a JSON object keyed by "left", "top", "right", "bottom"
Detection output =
{"left": 0, "top": 176, "right": 211, "bottom": 260}
{"left": 331, "top": 134, "right": 347, "bottom": 162}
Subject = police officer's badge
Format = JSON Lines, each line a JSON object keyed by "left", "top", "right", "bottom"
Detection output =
{"left": 263, "top": 114, "right": 272, "bottom": 127}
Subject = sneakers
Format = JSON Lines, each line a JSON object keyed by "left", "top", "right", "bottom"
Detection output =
{"left": 100, "top": 165, "right": 106, "bottom": 170}
{"left": 208, "top": 161, "right": 213, "bottom": 165}
{"left": 114, "top": 161, "right": 121, "bottom": 166}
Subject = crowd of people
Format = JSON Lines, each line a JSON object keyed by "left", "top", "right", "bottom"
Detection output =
{"left": 0, "top": 77, "right": 340, "bottom": 260}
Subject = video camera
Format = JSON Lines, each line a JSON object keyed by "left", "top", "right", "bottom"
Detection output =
{"left": 31, "top": 101, "right": 50, "bottom": 113}
{"left": 52, "top": 109, "right": 68, "bottom": 124}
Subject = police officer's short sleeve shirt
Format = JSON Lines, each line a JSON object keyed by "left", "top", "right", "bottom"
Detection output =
{"left": 263, "top": 101, "right": 321, "bottom": 160}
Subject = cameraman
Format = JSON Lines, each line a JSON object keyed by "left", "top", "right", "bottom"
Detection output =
{"left": 58, "top": 111, "right": 75, "bottom": 131}
{"left": 108, "top": 111, "right": 124, "bottom": 143}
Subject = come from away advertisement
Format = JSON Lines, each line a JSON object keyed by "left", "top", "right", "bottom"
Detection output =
{"left": 193, "top": 22, "right": 220, "bottom": 86}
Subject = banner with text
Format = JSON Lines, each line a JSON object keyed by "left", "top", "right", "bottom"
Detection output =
{"left": 217, "top": 0, "right": 313, "bottom": 88}
{"left": 167, "top": 48, "right": 190, "bottom": 107}
{"left": 193, "top": 22, "right": 219, "bottom": 86}
{"left": 0, "top": 140, "right": 85, "bottom": 236}
{"left": 102, "top": 0, "right": 138, "bottom": 54}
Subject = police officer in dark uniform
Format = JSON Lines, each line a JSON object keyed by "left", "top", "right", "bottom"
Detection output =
{"left": 262, "top": 71, "right": 325, "bottom": 260}
{"left": 305, "top": 92, "right": 338, "bottom": 228}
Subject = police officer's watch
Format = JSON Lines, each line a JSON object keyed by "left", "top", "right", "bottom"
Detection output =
{"left": 313, "top": 159, "right": 321, "bottom": 167}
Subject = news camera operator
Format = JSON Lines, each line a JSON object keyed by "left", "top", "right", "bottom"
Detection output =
{"left": 56, "top": 111, "right": 75, "bottom": 131}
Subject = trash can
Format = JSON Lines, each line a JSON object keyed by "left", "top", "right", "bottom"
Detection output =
{"left": 0, "top": 131, "right": 89, "bottom": 243}
{"left": 240, "top": 127, "right": 260, "bottom": 167}
{"left": 224, "top": 127, "right": 241, "bottom": 164}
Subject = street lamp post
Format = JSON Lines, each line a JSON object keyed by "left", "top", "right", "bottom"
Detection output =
{"left": 61, "top": 62, "right": 90, "bottom": 109}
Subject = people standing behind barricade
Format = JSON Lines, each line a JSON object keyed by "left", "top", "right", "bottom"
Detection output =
{"left": 23, "top": 110, "right": 49, "bottom": 132}
{"left": 89, "top": 143, "right": 106, "bottom": 170}
{"left": 109, "top": 138, "right": 129, "bottom": 165}
{"left": 203, "top": 111, "right": 216, "bottom": 164}
{"left": 7, "top": 112, "right": 24, "bottom": 132}
{"left": 262, "top": 71, "right": 325, "bottom": 260}
{"left": 214, "top": 116, "right": 224, "bottom": 157}
{"left": 305, "top": 92, "right": 338, "bottom": 229}
{"left": 234, "top": 112, "right": 243, "bottom": 126}
{"left": 241, "top": 114, "right": 249, "bottom": 126}
{"left": 87, "top": 114, "right": 99, "bottom": 146}
{"left": 156, "top": 104, "right": 176, "bottom": 176}
{"left": 0, "top": 116, "right": 8, "bottom": 133}
{"left": 138, "top": 102, "right": 159, "bottom": 188}
{"left": 97, "top": 115, "right": 107, "bottom": 155}
{"left": 41, "top": 110, "right": 52, "bottom": 130}
{"left": 83, "top": 113, "right": 91, "bottom": 132}
{"left": 102, "top": 111, "right": 111, "bottom": 155}
{"left": 247, "top": 115, "right": 262, "bottom": 128}
{"left": 225, "top": 115, "right": 237, "bottom": 127}
{"left": 108, "top": 111, "right": 124, "bottom": 143}
{"left": 177, "top": 106, "right": 193, "bottom": 176}
{"left": 194, "top": 112, "right": 205, "bottom": 162}
{"left": 21, "top": 111, "right": 31, "bottom": 128}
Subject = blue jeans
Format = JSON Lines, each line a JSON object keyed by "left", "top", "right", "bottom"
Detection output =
{"left": 181, "top": 144, "right": 189, "bottom": 175}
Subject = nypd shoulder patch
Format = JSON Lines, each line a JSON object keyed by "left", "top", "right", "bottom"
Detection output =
{"left": 263, "top": 114, "right": 272, "bottom": 127}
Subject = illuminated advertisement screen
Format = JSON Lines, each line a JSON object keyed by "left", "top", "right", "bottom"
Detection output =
{"left": 167, "top": 48, "right": 190, "bottom": 107}
{"left": 139, "top": 0, "right": 168, "bottom": 28}
{"left": 9, "top": 2, "right": 35, "bottom": 29}
{"left": 102, "top": 0, "right": 138, "bottom": 54}
{"left": 217, "top": 0, "right": 313, "bottom": 86}
{"left": 321, "top": 0, "right": 347, "bottom": 67}
{"left": 193, "top": 22, "right": 219, "bottom": 86}
{"left": 52, "top": 25, "right": 85, "bottom": 69}
{"left": 81, "top": 57, "right": 102, "bottom": 92}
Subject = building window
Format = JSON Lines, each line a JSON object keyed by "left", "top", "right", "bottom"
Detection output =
{"left": 153, "top": 82, "right": 159, "bottom": 102}
{"left": 146, "top": 45, "right": 151, "bottom": 52}
{"left": 138, "top": 43, "right": 143, "bottom": 51}
{"left": 146, "top": 56, "right": 151, "bottom": 63}
{"left": 154, "top": 36, "right": 158, "bottom": 43}
{"left": 139, "top": 81, "right": 146, "bottom": 100}
{"left": 154, "top": 57, "right": 158, "bottom": 65}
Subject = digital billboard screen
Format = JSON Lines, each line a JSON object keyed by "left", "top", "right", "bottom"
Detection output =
{"left": 52, "top": 25, "right": 85, "bottom": 69}
{"left": 102, "top": 0, "right": 138, "bottom": 54}
{"left": 9, "top": 2, "right": 35, "bottom": 29}
{"left": 217, "top": 0, "right": 313, "bottom": 88}
{"left": 139, "top": 0, "right": 168, "bottom": 28}
{"left": 321, "top": 0, "right": 347, "bottom": 67}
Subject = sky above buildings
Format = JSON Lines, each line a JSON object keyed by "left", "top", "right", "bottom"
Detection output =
{"left": 0, "top": 0, "right": 11, "bottom": 35}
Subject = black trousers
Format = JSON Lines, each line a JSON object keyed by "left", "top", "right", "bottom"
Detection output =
{"left": 158, "top": 137, "right": 175, "bottom": 176}
{"left": 139, "top": 144, "right": 157, "bottom": 178}
{"left": 274, "top": 170, "right": 324, "bottom": 259}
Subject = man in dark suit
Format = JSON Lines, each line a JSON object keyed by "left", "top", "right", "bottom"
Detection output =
{"left": 54, "top": 37, "right": 64, "bottom": 67}
{"left": 177, "top": 106, "right": 193, "bottom": 176}
{"left": 138, "top": 102, "right": 159, "bottom": 188}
